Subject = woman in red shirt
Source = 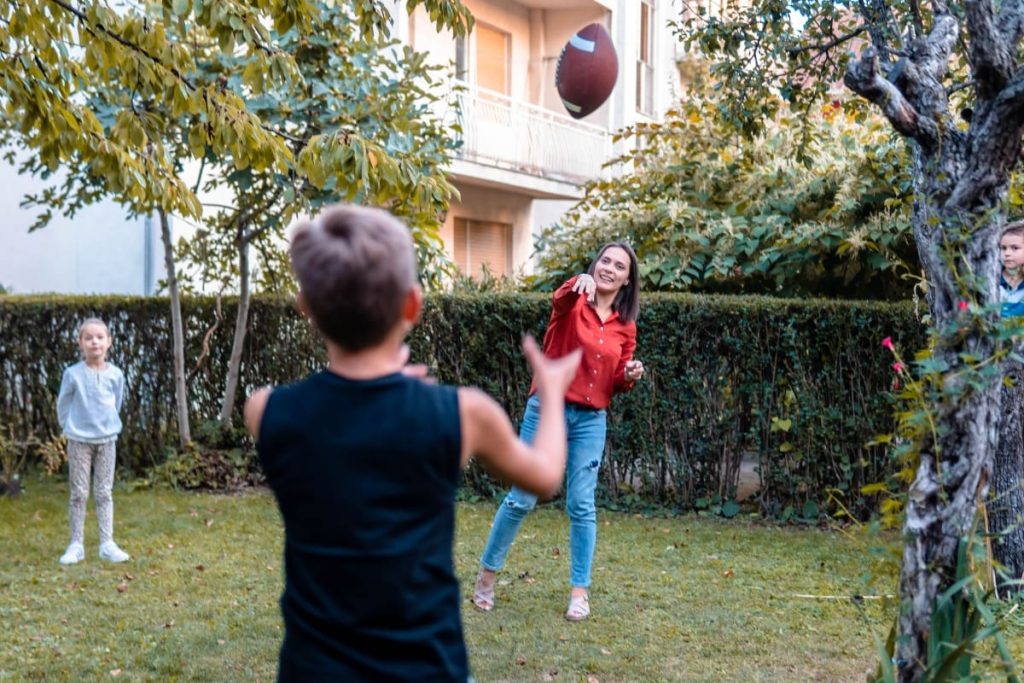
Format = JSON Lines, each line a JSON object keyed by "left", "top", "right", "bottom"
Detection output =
{"left": 473, "top": 242, "right": 645, "bottom": 621}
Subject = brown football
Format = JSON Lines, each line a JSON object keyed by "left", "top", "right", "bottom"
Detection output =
{"left": 555, "top": 23, "right": 618, "bottom": 120}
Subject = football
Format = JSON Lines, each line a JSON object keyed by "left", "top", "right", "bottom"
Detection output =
{"left": 555, "top": 23, "right": 618, "bottom": 120}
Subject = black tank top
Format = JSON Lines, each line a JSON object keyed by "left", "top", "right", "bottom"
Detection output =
{"left": 258, "top": 370, "right": 467, "bottom": 682}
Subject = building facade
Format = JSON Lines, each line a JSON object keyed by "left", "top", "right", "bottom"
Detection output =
{"left": 397, "top": 0, "right": 681, "bottom": 278}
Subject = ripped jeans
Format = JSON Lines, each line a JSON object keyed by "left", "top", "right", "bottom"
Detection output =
{"left": 479, "top": 395, "right": 607, "bottom": 588}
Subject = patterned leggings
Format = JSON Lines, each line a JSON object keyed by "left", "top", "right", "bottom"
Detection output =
{"left": 67, "top": 439, "right": 117, "bottom": 546}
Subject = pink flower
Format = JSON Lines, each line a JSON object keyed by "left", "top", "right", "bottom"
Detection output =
{"left": 892, "top": 362, "right": 904, "bottom": 373}
{"left": 958, "top": 300, "right": 968, "bottom": 311}
{"left": 882, "top": 337, "right": 894, "bottom": 351}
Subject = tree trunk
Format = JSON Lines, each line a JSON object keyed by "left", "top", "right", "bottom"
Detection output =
{"left": 992, "top": 359, "right": 1024, "bottom": 596}
{"left": 159, "top": 208, "right": 191, "bottom": 447}
{"left": 894, "top": 145, "right": 1003, "bottom": 683}
{"left": 218, "top": 234, "right": 251, "bottom": 424}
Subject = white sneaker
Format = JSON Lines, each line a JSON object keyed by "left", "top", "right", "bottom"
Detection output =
{"left": 59, "top": 543, "right": 85, "bottom": 565}
{"left": 98, "top": 541, "right": 130, "bottom": 563}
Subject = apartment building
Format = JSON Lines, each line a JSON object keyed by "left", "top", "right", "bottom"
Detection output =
{"left": 396, "top": 0, "right": 681, "bottom": 278}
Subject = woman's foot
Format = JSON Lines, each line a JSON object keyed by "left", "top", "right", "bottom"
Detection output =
{"left": 59, "top": 543, "right": 84, "bottom": 565}
{"left": 472, "top": 569, "right": 496, "bottom": 611}
{"left": 565, "top": 589, "right": 590, "bottom": 621}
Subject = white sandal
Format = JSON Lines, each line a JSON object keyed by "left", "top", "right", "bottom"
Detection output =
{"left": 472, "top": 570, "right": 495, "bottom": 612}
{"left": 565, "top": 592, "right": 590, "bottom": 621}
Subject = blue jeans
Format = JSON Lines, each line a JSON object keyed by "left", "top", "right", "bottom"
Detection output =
{"left": 479, "top": 395, "right": 607, "bottom": 588}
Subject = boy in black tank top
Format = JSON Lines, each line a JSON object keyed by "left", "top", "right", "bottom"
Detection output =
{"left": 244, "top": 204, "right": 581, "bottom": 683}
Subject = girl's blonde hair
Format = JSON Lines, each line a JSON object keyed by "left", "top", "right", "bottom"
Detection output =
{"left": 78, "top": 317, "right": 110, "bottom": 339}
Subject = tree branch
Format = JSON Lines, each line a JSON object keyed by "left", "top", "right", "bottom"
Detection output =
{"left": 45, "top": 0, "right": 305, "bottom": 146}
{"left": 964, "top": 0, "right": 1013, "bottom": 99}
{"left": 922, "top": 13, "right": 959, "bottom": 81}
{"left": 947, "top": 74, "right": 1024, "bottom": 209}
{"left": 997, "top": 0, "right": 1024, "bottom": 50}
{"left": 787, "top": 26, "right": 870, "bottom": 60}
{"left": 844, "top": 46, "right": 938, "bottom": 145}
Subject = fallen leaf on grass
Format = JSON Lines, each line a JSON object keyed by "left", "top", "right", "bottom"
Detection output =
{"left": 587, "top": 676, "right": 600, "bottom": 683}
{"left": 551, "top": 547, "right": 560, "bottom": 557}
{"left": 123, "top": 573, "right": 135, "bottom": 582}
{"left": 205, "top": 519, "right": 214, "bottom": 528}
{"left": 163, "top": 620, "right": 174, "bottom": 629}
{"left": 195, "top": 564, "right": 205, "bottom": 572}
{"left": 115, "top": 582, "right": 128, "bottom": 593}
{"left": 110, "top": 669, "right": 122, "bottom": 677}
{"left": 30, "top": 635, "right": 42, "bottom": 642}
{"left": 217, "top": 639, "right": 226, "bottom": 646}
{"left": 722, "top": 569, "right": 734, "bottom": 578}
{"left": 601, "top": 648, "right": 612, "bottom": 656}
{"left": 542, "top": 671, "right": 559, "bottom": 681}
{"left": 515, "top": 656, "right": 527, "bottom": 666}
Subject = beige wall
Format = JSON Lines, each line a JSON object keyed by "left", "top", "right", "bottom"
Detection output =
{"left": 442, "top": 183, "right": 534, "bottom": 275}
{"left": 410, "top": 0, "right": 531, "bottom": 100}
{"left": 540, "top": 9, "right": 614, "bottom": 128}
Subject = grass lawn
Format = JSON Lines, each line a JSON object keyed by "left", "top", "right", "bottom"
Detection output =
{"left": 1, "top": 477, "right": 1020, "bottom": 682}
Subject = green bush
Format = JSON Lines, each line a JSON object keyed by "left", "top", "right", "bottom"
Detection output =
{"left": 0, "top": 293, "right": 925, "bottom": 516}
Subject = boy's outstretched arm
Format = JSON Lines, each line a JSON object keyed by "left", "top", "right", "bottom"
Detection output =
{"left": 244, "top": 387, "right": 272, "bottom": 442}
{"left": 459, "top": 337, "right": 581, "bottom": 498}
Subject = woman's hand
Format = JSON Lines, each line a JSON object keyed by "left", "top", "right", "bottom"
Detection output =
{"left": 571, "top": 273, "right": 597, "bottom": 303}
{"left": 624, "top": 359, "right": 644, "bottom": 382}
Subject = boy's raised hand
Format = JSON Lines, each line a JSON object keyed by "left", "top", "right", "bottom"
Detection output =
{"left": 522, "top": 335, "right": 581, "bottom": 399}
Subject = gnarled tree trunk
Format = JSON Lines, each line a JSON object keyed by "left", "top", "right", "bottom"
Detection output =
{"left": 844, "top": 4, "right": 1024, "bottom": 679}
{"left": 993, "top": 360, "right": 1024, "bottom": 595}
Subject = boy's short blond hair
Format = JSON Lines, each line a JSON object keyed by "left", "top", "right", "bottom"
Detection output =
{"left": 289, "top": 205, "right": 417, "bottom": 351}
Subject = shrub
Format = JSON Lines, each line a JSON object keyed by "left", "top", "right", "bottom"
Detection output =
{"left": 0, "top": 293, "right": 925, "bottom": 516}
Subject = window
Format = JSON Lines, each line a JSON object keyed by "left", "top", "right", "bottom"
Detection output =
{"left": 636, "top": 0, "right": 655, "bottom": 114}
{"left": 453, "top": 218, "right": 513, "bottom": 278}
{"left": 475, "top": 24, "right": 510, "bottom": 94}
{"left": 452, "top": 24, "right": 510, "bottom": 93}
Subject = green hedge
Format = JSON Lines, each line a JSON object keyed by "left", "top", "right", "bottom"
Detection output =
{"left": 0, "top": 293, "right": 925, "bottom": 516}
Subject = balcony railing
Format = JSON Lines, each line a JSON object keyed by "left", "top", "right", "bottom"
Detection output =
{"left": 450, "top": 86, "right": 611, "bottom": 187}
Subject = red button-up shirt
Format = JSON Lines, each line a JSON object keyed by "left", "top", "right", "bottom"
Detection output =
{"left": 533, "top": 276, "right": 637, "bottom": 409}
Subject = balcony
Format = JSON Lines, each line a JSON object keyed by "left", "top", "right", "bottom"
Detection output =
{"left": 451, "top": 86, "right": 612, "bottom": 194}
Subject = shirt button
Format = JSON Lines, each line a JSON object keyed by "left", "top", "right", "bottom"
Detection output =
{"left": 586, "top": 396, "right": 591, "bottom": 402}
{"left": 599, "top": 339, "right": 603, "bottom": 344}
{"left": 589, "top": 383, "right": 593, "bottom": 388}
{"left": 596, "top": 354, "right": 601, "bottom": 359}
{"left": 593, "top": 370, "right": 598, "bottom": 375}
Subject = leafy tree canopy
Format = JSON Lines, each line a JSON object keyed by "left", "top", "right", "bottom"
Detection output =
{"left": 1, "top": 0, "right": 472, "bottom": 284}
{"left": 532, "top": 77, "right": 918, "bottom": 300}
